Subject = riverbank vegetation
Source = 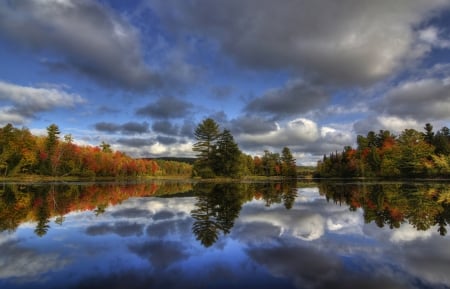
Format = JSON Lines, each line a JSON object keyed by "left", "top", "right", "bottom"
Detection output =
{"left": 316, "top": 123, "right": 450, "bottom": 178}
{"left": 0, "top": 123, "right": 191, "bottom": 178}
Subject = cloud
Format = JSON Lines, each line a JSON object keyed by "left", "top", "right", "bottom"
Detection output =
{"left": 151, "top": 120, "right": 179, "bottom": 135}
{"left": 230, "top": 116, "right": 278, "bottom": 134}
{"left": 238, "top": 118, "right": 320, "bottom": 147}
{"left": 117, "top": 140, "right": 194, "bottom": 158}
{"left": 150, "top": 0, "right": 450, "bottom": 85}
{"left": 234, "top": 117, "right": 355, "bottom": 163}
{"left": 0, "top": 80, "right": 85, "bottom": 124}
{"left": 375, "top": 77, "right": 450, "bottom": 121}
{"left": 116, "top": 137, "right": 155, "bottom": 148}
{"left": 244, "top": 80, "right": 329, "bottom": 118}
{"left": 156, "top": 135, "right": 178, "bottom": 145}
{"left": 128, "top": 240, "right": 189, "bottom": 269}
{"left": 85, "top": 221, "right": 145, "bottom": 237}
{"left": 0, "top": 240, "right": 69, "bottom": 280}
{"left": 210, "top": 85, "right": 234, "bottom": 100}
{"left": 0, "top": 0, "right": 157, "bottom": 91}
{"left": 179, "top": 120, "right": 196, "bottom": 137}
{"left": 136, "top": 96, "right": 193, "bottom": 119}
{"left": 389, "top": 223, "right": 433, "bottom": 243}
{"left": 418, "top": 26, "right": 450, "bottom": 48}
{"left": 94, "top": 121, "right": 150, "bottom": 135}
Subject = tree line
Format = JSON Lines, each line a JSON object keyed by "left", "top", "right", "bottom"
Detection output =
{"left": 316, "top": 123, "right": 450, "bottom": 178}
{"left": 319, "top": 182, "right": 450, "bottom": 235}
{"left": 192, "top": 118, "right": 297, "bottom": 179}
{"left": 0, "top": 123, "right": 191, "bottom": 178}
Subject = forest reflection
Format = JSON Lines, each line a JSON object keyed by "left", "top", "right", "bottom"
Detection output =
{"left": 1, "top": 181, "right": 450, "bottom": 244}
{"left": 318, "top": 182, "right": 450, "bottom": 235}
{"left": 191, "top": 182, "right": 298, "bottom": 247}
{"left": 0, "top": 182, "right": 193, "bottom": 236}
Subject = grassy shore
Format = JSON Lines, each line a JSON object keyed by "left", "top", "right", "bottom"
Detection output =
{"left": 0, "top": 174, "right": 309, "bottom": 183}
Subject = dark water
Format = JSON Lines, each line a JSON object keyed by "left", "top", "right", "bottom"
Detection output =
{"left": 1, "top": 181, "right": 450, "bottom": 289}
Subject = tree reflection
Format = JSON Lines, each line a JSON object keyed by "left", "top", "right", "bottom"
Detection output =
{"left": 191, "top": 183, "right": 243, "bottom": 247}
{"left": 0, "top": 182, "right": 194, "bottom": 236}
{"left": 318, "top": 181, "right": 450, "bottom": 235}
{"left": 191, "top": 182, "right": 298, "bottom": 247}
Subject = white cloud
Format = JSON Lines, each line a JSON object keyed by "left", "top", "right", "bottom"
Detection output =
{"left": 239, "top": 118, "right": 320, "bottom": 146}
{"left": 0, "top": 81, "right": 85, "bottom": 110}
{"left": 418, "top": 26, "right": 450, "bottom": 48}
{"left": 377, "top": 116, "right": 421, "bottom": 132}
{"left": 389, "top": 223, "right": 433, "bottom": 243}
{"left": 0, "top": 81, "right": 85, "bottom": 124}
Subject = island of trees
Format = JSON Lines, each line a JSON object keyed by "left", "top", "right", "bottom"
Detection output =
{"left": 316, "top": 123, "right": 450, "bottom": 178}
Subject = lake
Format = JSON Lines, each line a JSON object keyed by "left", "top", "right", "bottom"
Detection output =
{"left": 1, "top": 180, "right": 450, "bottom": 289}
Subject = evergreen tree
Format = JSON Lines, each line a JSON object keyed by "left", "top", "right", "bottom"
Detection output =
{"left": 281, "top": 147, "right": 297, "bottom": 178}
{"left": 423, "top": 123, "right": 434, "bottom": 144}
{"left": 44, "top": 124, "right": 61, "bottom": 175}
{"left": 192, "top": 118, "right": 220, "bottom": 178}
{"left": 213, "top": 129, "right": 241, "bottom": 177}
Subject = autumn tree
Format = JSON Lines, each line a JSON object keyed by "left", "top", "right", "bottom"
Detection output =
{"left": 397, "top": 129, "right": 433, "bottom": 177}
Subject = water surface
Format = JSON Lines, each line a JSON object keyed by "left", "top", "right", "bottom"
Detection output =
{"left": 1, "top": 181, "right": 449, "bottom": 289}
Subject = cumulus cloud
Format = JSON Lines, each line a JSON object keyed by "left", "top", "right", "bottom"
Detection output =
{"left": 234, "top": 117, "right": 355, "bottom": 164}
{"left": 150, "top": 0, "right": 450, "bottom": 85}
{"left": 0, "top": 80, "right": 85, "bottom": 124}
{"left": 0, "top": 0, "right": 157, "bottom": 90}
{"left": 418, "top": 26, "right": 450, "bottom": 48}
{"left": 238, "top": 118, "right": 320, "bottom": 147}
{"left": 117, "top": 140, "right": 194, "bottom": 158}
{"left": 136, "top": 96, "right": 193, "bottom": 119}
{"left": 244, "top": 79, "right": 329, "bottom": 118}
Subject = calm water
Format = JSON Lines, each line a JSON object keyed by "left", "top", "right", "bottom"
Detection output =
{"left": 1, "top": 180, "right": 450, "bottom": 289}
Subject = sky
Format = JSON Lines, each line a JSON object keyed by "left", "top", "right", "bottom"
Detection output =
{"left": 0, "top": 0, "right": 450, "bottom": 165}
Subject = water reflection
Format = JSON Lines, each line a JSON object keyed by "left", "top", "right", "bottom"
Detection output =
{"left": 1, "top": 181, "right": 450, "bottom": 289}
{"left": 318, "top": 181, "right": 450, "bottom": 235}
{"left": 191, "top": 182, "right": 298, "bottom": 247}
{"left": 0, "top": 182, "right": 193, "bottom": 236}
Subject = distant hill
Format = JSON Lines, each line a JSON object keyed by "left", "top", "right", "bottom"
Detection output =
{"left": 140, "top": 157, "right": 196, "bottom": 164}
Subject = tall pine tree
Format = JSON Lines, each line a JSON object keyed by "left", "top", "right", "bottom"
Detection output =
{"left": 192, "top": 118, "right": 220, "bottom": 178}
{"left": 213, "top": 129, "right": 241, "bottom": 177}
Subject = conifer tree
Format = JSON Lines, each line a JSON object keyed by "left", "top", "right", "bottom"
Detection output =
{"left": 213, "top": 129, "right": 241, "bottom": 177}
{"left": 281, "top": 147, "right": 297, "bottom": 178}
{"left": 192, "top": 118, "right": 220, "bottom": 178}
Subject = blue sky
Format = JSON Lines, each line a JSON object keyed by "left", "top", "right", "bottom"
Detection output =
{"left": 0, "top": 0, "right": 450, "bottom": 165}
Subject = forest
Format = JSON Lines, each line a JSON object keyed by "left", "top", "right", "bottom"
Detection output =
{"left": 191, "top": 118, "right": 297, "bottom": 179}
{"left": 0, "top": 121, "right": 297, "bottom": 179}
{"left": 316, "top": 123, "right": 450, "bottom": 178}
{"left": 0, "top": 123, "right": 191, "bottom": 178}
